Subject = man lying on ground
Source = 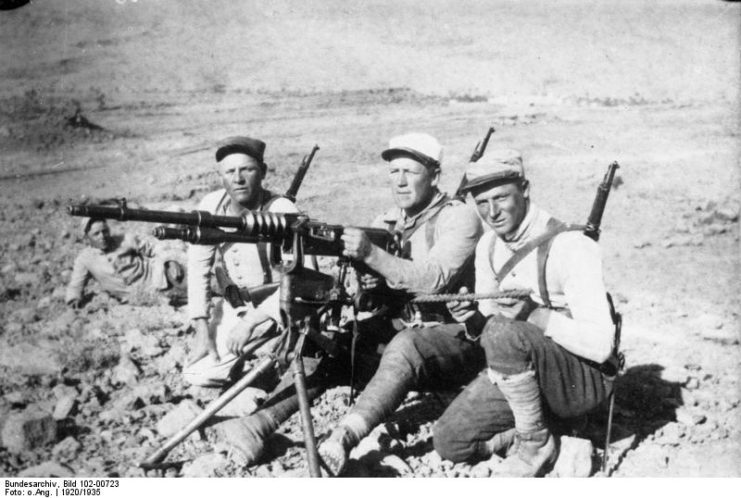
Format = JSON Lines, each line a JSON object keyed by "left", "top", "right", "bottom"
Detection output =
{"left": 65, "top": 216, "right": 186, "bottom": 308}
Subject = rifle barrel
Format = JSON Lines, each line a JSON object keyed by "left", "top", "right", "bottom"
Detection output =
{"left": 584, "top": 161, "right": 620, "bottom": 242}
{"left": 286, "top": 145, "right": 319, "bottom": 203}
{"left": 469, "top": 126, "right": 495, "bottom": 163}
{"left": 455, "top": 127, "right": 496, "bottom": 198}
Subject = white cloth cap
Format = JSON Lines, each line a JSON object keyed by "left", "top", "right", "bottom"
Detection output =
{"left": 381, "top": 132, "right": 443, "bottom": 170}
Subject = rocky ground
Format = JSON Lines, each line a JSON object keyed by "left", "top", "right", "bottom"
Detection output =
{"left": 1, "top": 0, "right": 739, "bottom": 478}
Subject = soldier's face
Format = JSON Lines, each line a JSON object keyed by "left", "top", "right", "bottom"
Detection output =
{"left": 218, "top": 153, "right": 265, "bottom": 208}
{"left": 86, "top": 220, "right": 112, "bottom": 251}
{"left": 473, "top": 181, "right": 529, "bottom": 238}
{"left": 387, "top": 157, "right": 439, "bottom": 217}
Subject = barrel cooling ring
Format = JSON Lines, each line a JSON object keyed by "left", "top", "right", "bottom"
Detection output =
{"left": 241, "top": 212, "right": 292, "bottom": 238}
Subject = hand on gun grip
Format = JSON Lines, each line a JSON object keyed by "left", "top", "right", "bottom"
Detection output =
{"left": 446, "top": 286, "right": 477, "bottom": 323}
{"left": 188, "top": 318, "right": 220, "bottom": 366}
{"left": 341, "top": 227, "right": 373, "bottom": 261}
{"left": 358, "top": 272, "right": 381, "bottom": 291}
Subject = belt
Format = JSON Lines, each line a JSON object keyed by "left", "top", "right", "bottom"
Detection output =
{"left": 584, "top": 351, "right": 622, "bottom": 379}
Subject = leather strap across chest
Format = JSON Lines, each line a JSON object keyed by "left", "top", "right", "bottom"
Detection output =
{"left": 490, "top": 218, "right": 584, "bottom": 308}
{"left": 387, "top": 195, "right": 454, "bottom": 255}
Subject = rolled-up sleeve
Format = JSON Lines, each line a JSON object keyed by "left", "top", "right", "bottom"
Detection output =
{"left": 543, "top": 234, "right": 615, "bottom": 363}
{"left": 187, "top": 241, "right": 215, "bottom": 320}
{"left": 65, "top": 252, "right": 91, "bottom": 303}
{"left": 364, "top": 203, "right": 482, "bottom": 294}
{"left": 187, "top": 194, "right": 223, "bottom": 320}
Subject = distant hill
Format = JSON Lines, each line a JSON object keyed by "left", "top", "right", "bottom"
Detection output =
{"left": 0, "top": 0, "right": 738, "bottom": 103}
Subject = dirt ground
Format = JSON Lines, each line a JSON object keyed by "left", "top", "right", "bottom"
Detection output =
{"left": 0, "top": 0, "right": 739, "bottom": 478}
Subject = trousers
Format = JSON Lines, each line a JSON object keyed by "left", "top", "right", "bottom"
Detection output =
{"left": 433, "top": 315, "right": 613, "bottom": 463}
{"left": 347, "top": 322, "right": 485, "bottom": 439}
{"left": 182, "top": 298, "right": 279, "bottom": 388}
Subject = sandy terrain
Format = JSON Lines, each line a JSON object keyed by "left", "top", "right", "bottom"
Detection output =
{"left": 0, "top": 0, "right": 739, "bottom": 478}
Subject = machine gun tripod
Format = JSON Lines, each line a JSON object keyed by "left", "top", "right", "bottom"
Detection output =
{"left": 141, "top": 227, "right": 356, "bottom": 476}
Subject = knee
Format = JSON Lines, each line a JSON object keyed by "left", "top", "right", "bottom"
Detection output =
{"left": 382, "top": 329, "right": 424, "bottom": 368}
{"left": 182, "top": 358, "right": 231, "bottom": 388}
{"left": 182, "top": 368, "right": 217, "bottom": 388}
{"left": 432, "top": 420, "right": 471, "bottom": 464}
{"left": 481, "top": 315, "right": 521, "bottom": 353}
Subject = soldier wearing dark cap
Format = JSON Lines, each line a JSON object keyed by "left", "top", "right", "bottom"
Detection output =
{"left": 184, "top": 136, "right": 298, "bottom": 389}
{"left": 216, "top": 132, "right": 482, "bottom": 468}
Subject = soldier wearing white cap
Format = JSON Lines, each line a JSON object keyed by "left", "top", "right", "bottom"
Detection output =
{"left": 433, "top": 150, "right": 617, "bottom": 476}
{"left": 319, "top": 133, "right": 483, "bottom": 475}
{"left": 184, "top": 136, "right": 300, "bottom": 388}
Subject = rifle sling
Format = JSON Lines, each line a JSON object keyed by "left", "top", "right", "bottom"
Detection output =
{"left": 492, "top": 219, "right": 584, "bottom": 306}
{"left": 389, "top": 194, "right": 453, "bottom": 251}
{"left": 386, "top": 195, "right": 459, "bottom": 322}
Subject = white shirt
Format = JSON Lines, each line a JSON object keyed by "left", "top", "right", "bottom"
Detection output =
{"left": 475, "top": 204, "right": 615, "bottom": 363}
{"left": 187, "top": 189, "right": 298, "bottom": 320}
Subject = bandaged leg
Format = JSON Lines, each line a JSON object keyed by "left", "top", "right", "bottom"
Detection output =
{"left": 483, "top": 316, "right": 557, "bottom": 477}
{"left": 320, "top": 324, "right": 481, "bottom": 475}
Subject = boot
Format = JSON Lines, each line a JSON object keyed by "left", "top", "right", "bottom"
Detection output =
{"left": 318, "top": 424, "right": 359, "bottom": 476}
{"left": 212, "top": 411, "right": 274, "bottom": 465}
{"left": 212, "top": 384, "right": 325, "bottom": 466}
{"left": 484, "top": 428, "right": 517, "bottom": 457}
{"left": 488, "top": 369, "right": 558, "bottom": 477}
{"left": 495, "top": 428, "right": 557, "bottom": 477}
{"left": 319, "top": 339, "right": 417, "bottom": 476}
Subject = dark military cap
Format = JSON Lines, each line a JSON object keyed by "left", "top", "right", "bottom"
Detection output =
{"left": 215, "top": 136, "right": 266, "bottom": 163}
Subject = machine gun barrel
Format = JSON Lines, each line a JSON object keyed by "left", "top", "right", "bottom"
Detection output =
{"left": 584, "top": 161, "right": 620, "bottom": 242}
{"left": 69, "top": 202, "right": 397, "bottom": 256}
{"left": 68, "top": 202, "right": 246, "bottom": 230}
{"left": 153, "top": 225, "right": 261, "bottom": 245}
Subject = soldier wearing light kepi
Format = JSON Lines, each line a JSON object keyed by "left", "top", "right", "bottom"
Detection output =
{"left": 184, "top": 136, "right": 299, "bottom": 388}
{"left": 318, "top": 133, "right": 483, "bottom": 475}
{"left": 433, "top": 150, "right": 618, "bottom": 477}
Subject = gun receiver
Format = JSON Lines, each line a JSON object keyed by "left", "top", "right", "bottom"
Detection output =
{"left": 285, "top": 145, "right": 319, "bottom": 203}
{"left": 583, "top": 161, "right": 620, "bottom": 242}
{"left": 454, "top": 127, "right": 495, "bottom": 199}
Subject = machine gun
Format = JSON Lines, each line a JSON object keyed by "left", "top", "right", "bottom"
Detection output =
{"left": 68, "top": 201, "right": 396, "bottom": 257}
{"left": 67, "top": 200, "right": 400, "bottom": 476}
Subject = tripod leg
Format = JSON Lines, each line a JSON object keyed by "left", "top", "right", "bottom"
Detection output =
{"left": 294, "top": 353, "right": 321, "bottom": 477}
{"left": 140, "top": 356, "right": 276, "bottom": 470}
